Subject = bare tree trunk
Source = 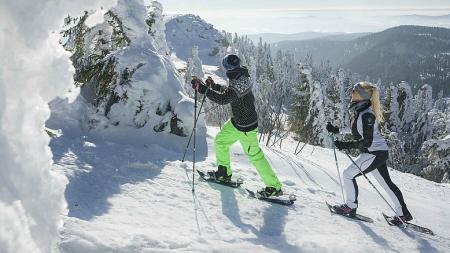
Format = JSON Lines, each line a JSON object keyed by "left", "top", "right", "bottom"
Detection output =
{"left": 295, "top": 142, "right": 308, "bottom": 155}
{"left": 294, "top": 140, "right": 301, "bottom": 154}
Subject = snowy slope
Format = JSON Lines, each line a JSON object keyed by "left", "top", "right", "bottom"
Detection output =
{"left": 51, "top": 124, "right": 450, "bottom": 253}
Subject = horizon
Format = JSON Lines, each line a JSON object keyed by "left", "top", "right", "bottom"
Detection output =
{"left": 152, "top": 0, "right": 450, "bottom": 34}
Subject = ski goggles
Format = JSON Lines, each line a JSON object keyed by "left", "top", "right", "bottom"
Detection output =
{"left": 352, "top": 83, "right": 371, "bottom": 100}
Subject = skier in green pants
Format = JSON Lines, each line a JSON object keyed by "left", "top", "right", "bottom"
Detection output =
{"left": 191, "top": 54, "right": 283, "bottom": 197}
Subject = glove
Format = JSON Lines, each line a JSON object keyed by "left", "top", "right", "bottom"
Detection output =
{"left": 191, "top": 77, "right": 208, "bottom": 94}
{"left": 326, "top": 122, "right": 339, "bottom": 134}
{"left": 334, "top": 140, "right": 352, "bottom": 150}
{"left": 205, "top": 76, "right": 215, "bottom": 87}
{"left": 199, "top": 84, "right": 208, "bottom": 94}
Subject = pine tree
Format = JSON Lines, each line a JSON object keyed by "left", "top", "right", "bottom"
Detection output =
{"left": 420, "top": 97, "right": 450, "bottom": 182}
{"left": 397, "top": 81, "right": 415, "bottom": 133}
{"left": 324, "top": 72, "right": 342, "bottom": 129}
{"left": 383, "top": 83, "right": 401, "bottom": 133}
{"left": 385, "top": 132, "right": 407, "bottom": 171}
{"left": 289, "top": 64, "right": 313, "bottom": 144}
{"left": 410, "top": 84, "right": 434, "bottom": 155}
{"left": 308, "top": 79, "right": 327, "bottom": 146}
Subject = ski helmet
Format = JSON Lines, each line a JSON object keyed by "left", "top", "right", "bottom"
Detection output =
{"left": 222, "top": 54, "right": 241, "bottom": 71}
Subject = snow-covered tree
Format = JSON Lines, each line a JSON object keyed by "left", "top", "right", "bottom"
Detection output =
{"left": 410, "top": 84, "right": 434, "bottom": 155}
{"left": 324, "top": 73, "right": 342, "bottom": 129}
{"left": 61, "top": 0, "right": 195, "bottom": 137}
{"left": 184, "top": 58, "right": 194, "bottom": 95}
{"left": 183, "top": 46, "right": 204, "bottom": 98}
{"left": 308, "top": 79, "right": 328, "bottom": 146}
{"left": 191, "top": 46, "right": 204, "bottom": 79}
{"left": 146, "top": 1, "right": 170, "bottom": 56}
{"left": 289, "top": 64, "right": 314, "bottom": 144}
{"left": 383, "top": 83, "right": 401, "bottom": 132}
{"left": 397, "top": 81, "right": 415, "bottom": 133}
{"left": 417, "top": 97, "right": 450, "bottom": 182}
{"left": 385, "top": 132, "right": 407, "bottom": 171}
{"left": 336, "top": 68, "right": 353, "bottom": 125}
{"left": 420, "top": 136, "right": 450, "bottom": 183}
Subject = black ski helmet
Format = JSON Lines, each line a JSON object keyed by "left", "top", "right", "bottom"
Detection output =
{"left": 222, "top": 54, "right": 241, "bottom": 71}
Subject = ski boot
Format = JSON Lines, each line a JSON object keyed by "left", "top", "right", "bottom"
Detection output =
{"left": 207, "top": 165, "right": 232, "bottom": 183}
{"left": 257, "top": 187, "right": 283, "bottom": 198}
{"left": 333, "top": 204, "right": 357, "bottom": 216}
{"left": 390, "top": 214, "right": 413, "bottom": 225}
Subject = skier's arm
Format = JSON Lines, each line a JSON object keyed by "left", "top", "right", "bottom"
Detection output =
{"left": 210, "top": 82, "right": 226, "bottom": 92}
{"left": 327, "top": 122, "right": 351, "bottom": 136}
{"left": 205, "top": 76, "right": 227, "bottom": 92}
{"left": 206, "top": 87, "right": 237, "bottom": 105}
{"left": 339, "top": 126, "right": 352, "bottom": 135}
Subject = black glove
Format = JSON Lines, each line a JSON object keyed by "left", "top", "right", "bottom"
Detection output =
{"left": 191, "top": 78, "right": 208, "bottom": 94}
{"left": 205, "top": 76, "right": 215, "bottom": 86}
{"left": 326, "top": 122, "right": 339, "bottom": 134}
{"left": 334, "top": 140, "right": 352, "bottom": 150}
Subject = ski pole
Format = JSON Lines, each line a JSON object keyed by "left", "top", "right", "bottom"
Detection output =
{"left": 192, "top": 89, "right": 198, "bottom": 192}
{"left": 344, "top": 152, "right": 407, "bottom": 227}
{"left": 330, "top": 134, "right": 345, "bottom": 203}
{"left": 181, "top": 87, "right": 209, "bottom": 162}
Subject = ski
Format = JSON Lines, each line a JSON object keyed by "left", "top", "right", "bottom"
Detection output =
{"left": 382, "top": 213, "right": 434, "bottom": 236}
{"left": 246, "top": 188, "right": 296, "bottom": 206}
{"left": 197, "top": 170, "right": 243, "bottom": 188}
{"left": 326, "top": 202, "right": 374, "bottom": 223}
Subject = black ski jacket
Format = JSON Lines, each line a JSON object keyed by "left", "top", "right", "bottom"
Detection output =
{"left": 205, "top": 67, "right": 258, "bottom": 132}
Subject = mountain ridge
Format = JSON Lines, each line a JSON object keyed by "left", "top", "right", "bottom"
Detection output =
{"left": 273, "top": 25, "right": 450, "bottom": 95}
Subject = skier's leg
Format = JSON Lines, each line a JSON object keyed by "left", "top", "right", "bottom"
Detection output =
{"left": 342, "top": 153, "right": 376, "bottom": 208}
{"left": 239, "top": 129, "right": 282, "bottom": 190}
{"left": 371, "top": 163, "right": 411, "bottom": 217}
{"left": 214, "top": 120, "right": 239, "bottom": 176}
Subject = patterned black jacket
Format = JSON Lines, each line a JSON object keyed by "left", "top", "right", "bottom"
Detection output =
{"left": 206, "top": 67, "right": 258, "bottom": 132}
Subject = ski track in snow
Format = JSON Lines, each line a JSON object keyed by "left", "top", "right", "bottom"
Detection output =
{"left": 51, "top": 126, "right": 450, "bottom": 253}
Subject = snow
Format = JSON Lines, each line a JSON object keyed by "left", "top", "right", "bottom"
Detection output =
{"left": 3, "top": 1, "right": 450, "bottom": 252}
{"left": 0, "top": 0, "right": 116, "bottom": 252}
{"left": 53, "top": 0, "right": 205, "bottom": 152}
{"left": 148, "top": 1, "right": 171, "bottom": 56}
{"left": 50, "top": 125, "right": 450, "bottom": 253}
{"left": 165, "top": 14, "right": 225, "bottom": 65}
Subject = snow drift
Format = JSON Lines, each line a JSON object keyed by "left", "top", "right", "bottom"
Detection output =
{"left": 0, "top": 0, "right": 116, "bottom": 252}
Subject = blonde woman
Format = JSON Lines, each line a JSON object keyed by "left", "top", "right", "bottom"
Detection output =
{"left": 326, "top": 81, "right": 412, "bottom": 224}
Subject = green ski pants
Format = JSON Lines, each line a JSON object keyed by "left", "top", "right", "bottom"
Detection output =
{"left": 214, "top": 120, "right": 282, "bottom": 190}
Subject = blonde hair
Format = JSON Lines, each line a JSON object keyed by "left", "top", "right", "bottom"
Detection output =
{"left": 358, "top": 81, "right": 384, "bottom": 123}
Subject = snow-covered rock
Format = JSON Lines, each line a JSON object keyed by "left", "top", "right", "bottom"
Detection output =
{"left": 165, "top": 14, "right": 227, "bottom": 65}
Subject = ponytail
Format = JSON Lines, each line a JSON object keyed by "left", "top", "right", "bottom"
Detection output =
{"left": 360, "top": 81, "right": 384, "bottom": 123}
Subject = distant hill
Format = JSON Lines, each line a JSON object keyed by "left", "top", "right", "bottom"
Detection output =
{"left": 274, "top": 26, "right": 450, "bottom": 96}
{"left": 246, "top": 32, "right": 369, "bottom": 44}
{"left": 392, "top": 14, "right": 450, "bottom": 22}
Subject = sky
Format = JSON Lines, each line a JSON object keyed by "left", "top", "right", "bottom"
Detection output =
{"left": 152, "top": 0, "right": 450, "bottom": 34}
